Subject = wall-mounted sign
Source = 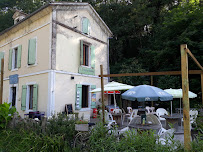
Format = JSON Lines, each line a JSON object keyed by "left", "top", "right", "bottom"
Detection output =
{"left": 9, "top": 74, "right": 18, "bottom": 84}
{"left": 91, "top": 94, "right": 96, "bottom": 102}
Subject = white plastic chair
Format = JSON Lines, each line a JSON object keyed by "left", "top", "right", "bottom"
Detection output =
{"left": 156, "top": 108, "right": 169, "bottom": 121}
{"left": 99, "top": 110, "right": 116, "bottom": 128}
{"left": 146, "top": 106, "right": 151, "bottom": 114}
{"left": 182, "top": 109, "right": 198, "bottom": 129}
{"left": 127, "top": 109, "right": 138, "bottom": 124}
{"left": 113, "top": 108, "right": 122, "bottom": 114}
{"left": 146, "top": 114, "right": 175, "bottom": 138}
{"left": 127, "top": 107, "right": 132, "bottom": 113}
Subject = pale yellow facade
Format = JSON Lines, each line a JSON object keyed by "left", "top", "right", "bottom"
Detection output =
{"left": 0, "top": 2, "right": 112, "bottom": 119}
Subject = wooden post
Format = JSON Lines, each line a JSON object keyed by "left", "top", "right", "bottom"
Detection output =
{"left": 0, "top": 58, "right": 4, "bottom": 104}
{"left": 151, "top": 76, "right": 154, "bottom": 107}
{"left": 100, "top": 65, "right": 105, "bottom": 124}
{"left": 201, "top": 73, "right": 203, "bottom": 105}
{"left": 181, "top": 44, "right": 191, "bottom": 151}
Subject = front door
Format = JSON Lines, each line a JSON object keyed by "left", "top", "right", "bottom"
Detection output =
{"left": 11, "top": 87, "right": 17, "bottom": 107}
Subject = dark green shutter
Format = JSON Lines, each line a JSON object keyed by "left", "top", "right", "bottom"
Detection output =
{"left": 91, "top": 45, "right": 95, "bottom": 69}
{"left": 0, "top": 52, "right": 4, "bottom": 71}
{"left": 28, "top": 38, "right": 36, "bottom": 65}
{"left": 33, "top": 84, "right": 38, "bottom": 111}
{"left": 76, "top": 84, "right": 82, "bottom": 110}
{"left": 21, "top": 85, "right": 27, "bottom": 111}
{"left": 80, "top": 40, "right": 83, "bottom": 65}
{"left": 17, "top": 45, "right": 22, "bottom": 68}
{"left": 91, "top": 85, "right": 96, "bottom": 108}
{"left": 8, "top": 49, "right": 12, "bottom": 70}
{"left": 83, "top": 18, "right": 89, "bottom": 34}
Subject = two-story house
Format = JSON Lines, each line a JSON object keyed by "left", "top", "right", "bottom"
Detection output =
{"left": 0, "top": 2, "right": 112, "bottom": 119}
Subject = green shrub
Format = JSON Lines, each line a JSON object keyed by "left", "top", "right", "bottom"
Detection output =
{"left": 0, "top": 129, "right": 67, "bottom": 152}
{"left": 46, "top": 113, "right": 77, "bottom": 147}
{"left": 88, "top": 123, "right": 184, "bottom": 152}
{"left": 0, "top": 102, "right": 16, "bottom": 129}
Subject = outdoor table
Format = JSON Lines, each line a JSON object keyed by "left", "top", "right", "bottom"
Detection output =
{"left": 160, "top": 114, "right": 182, "bottom": 131}
{"left": 128, "top": 124, "right": 161, "bottom": 134}
{"left": 111, "top": 113, "right": 125, "bottom": 126}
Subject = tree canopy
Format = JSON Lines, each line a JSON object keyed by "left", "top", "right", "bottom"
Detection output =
{"left": 0, "top": 0, "right": 202, "bottom": 106}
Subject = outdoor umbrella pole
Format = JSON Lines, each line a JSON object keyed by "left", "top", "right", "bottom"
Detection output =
{"left": 170, "top": 101, "right": 172, "bottom": 116}
{"left": 114, "top": 91, "right": 117, "bottom": 109}
{"left": 180, "top": 98, "right": 181, "bottom": 115}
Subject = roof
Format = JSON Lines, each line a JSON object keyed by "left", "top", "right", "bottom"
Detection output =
{"left": 0, "top": 2, "right": 113, "bottom": 37}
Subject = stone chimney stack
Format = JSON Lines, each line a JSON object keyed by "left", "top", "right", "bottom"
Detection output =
{"left": 12, "top": 10, "right": 27, "bottom": 24}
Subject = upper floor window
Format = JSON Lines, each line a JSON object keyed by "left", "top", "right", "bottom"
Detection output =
{"left": 8, "top": 45, "right": 22, "bottom": 71}
{"left": 81, "top": 42, "right": 90, "bottom": 66}
{"left": 12, "top": 48, "right": 18, "bottom": 69}
{"left": 0, "top": 52, "right": 4, "bottom": 71}
{"left": 82, "top": 17, "right": 90, "bottom": 35}
{"left": 28, "top": 38, "right": 37, "bottom": 65}
{"left": 79, "top": 40, "right": 95, "bottom": 75}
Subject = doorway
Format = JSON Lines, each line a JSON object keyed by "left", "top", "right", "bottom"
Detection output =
{"left": 10, "top": 86, "right": 17, "bottom": 107}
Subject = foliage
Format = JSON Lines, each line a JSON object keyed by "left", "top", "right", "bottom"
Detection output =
{"left": 88, "top": 123, "right": 184, "bottom": 152}
{"left": 75, "top": 120, "right": 88, "bottom": 124}
{"left": 0, "top": 129, "right": 67, "bottom": 152}
{"left": 0, "top": 102, "right": 16, "bottom": 129}
{"left": 46, "top": 113, "right": 77, "bottom": 146}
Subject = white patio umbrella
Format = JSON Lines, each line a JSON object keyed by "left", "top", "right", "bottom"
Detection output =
{"left": 164, "top": 88, "right": 197, "bottom": 114}
{"left": 90, "top": 81, "right": 134, "bottom": 108}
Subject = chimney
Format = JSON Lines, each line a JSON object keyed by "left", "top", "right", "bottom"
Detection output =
{"left": 12, "top": 10, "right": 27, "bottom": 24}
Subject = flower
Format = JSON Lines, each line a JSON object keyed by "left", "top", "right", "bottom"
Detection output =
{"left": 75, "top": 120, "right": 88, "bottom": 124}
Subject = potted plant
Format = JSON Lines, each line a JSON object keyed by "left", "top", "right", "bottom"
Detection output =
{"left": 75, "top": 120, "right": 89, "bottom": 131}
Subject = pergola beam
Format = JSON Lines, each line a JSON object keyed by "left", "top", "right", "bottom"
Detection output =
{"left": 99, "top": 70, "right": 203, "bottom": 77}
{"left": 186, "top": 48, "right": 203, "bottom": 70}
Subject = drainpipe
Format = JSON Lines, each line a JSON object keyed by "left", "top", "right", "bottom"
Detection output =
{"left": 107, "top": 37, "right": 113, "bottom": 82}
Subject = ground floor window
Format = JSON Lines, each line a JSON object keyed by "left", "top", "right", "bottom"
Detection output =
{"left": 28, "top": 85, "right": 34, "bottom": 110}
{"left": 21, "top": 84, "right": 38, "bottom": 111}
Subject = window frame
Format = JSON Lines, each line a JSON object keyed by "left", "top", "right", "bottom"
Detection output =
{"left": 25, "top": 82, "right": 36, "bottom": 112}
{"left": 82, "top": 42, "right": 91, "bottom": 67}
{"left": 11, "top": 45, "right": 19, "bottom": 71}
{"left": 9, "top": 84, "right": 18, "bottom": 108}
{"left": 80, "top": 83, "right": 91, "bottom": 111}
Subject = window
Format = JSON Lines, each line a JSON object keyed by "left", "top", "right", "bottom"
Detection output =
{"left": 82, "top": 17, "right": 90, "bottom": 35}
{"left": 21, "top": 84, "right": 38, "bottom": 111}
{"left": 12, "top": 48, "right": 18, "bottom": 69}
{"left": 79, "top": 40, "right": 95, "bottom": 75}
{"left": 8, "top": 45, "right": 22, "bottom": 70}
{"left": 82, "top": 43, "right": 90, "bottom": 66}
{"left": 28, "top": 38, "right": 37, "bottom": 65}
{"left": 28, "top": 85, "right": 34, "bottom": 110}
{"left": 0, "top": 52, "right": 4, "bottom": 71}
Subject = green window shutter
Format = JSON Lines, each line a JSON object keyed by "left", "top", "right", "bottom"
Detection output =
{"left": 75, "top": 84, "right": 82, "bottom": 110}
{"left": 80, "top": 40, "right": 83, "bottom": 65}
{"left": 82, "top": 18, "right": 89, "bottom": 34}
{"left": 33, "top": 84, "right": 38, "bottom": 111}
{"left": 21, "top": 85, "right": 27, "bottom": 111}
{"left": 0, "top": 52, "right": 4, "bottom": 71}
{"left": 28, "top": 38, "right": 36, "bottom": 65}
{"left": 91, "top": 85, "right": 96, "bottom": 109}
{"left": 8, "top": 49, "right": 12, "bottom": 70}
{"left": 91, "top": 45, "right": 95, "bottom": 69}
{"left": 17, "top": 45, "right": 22, "bottom": 68}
